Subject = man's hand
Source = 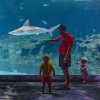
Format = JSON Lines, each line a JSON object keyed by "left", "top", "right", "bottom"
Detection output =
{"left": 44, "top": 39, "right": 51, "bottom": 42}
{"left": 44, "top": 38, "right": 58, "bottom": 42}
{"left": 63, "top": 57, "right": 68, "bottom": 63}
{"left": 53, "top": 73, "right": 55, "bottom": 76}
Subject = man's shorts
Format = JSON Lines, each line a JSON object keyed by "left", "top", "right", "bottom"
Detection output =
{"left": 59, "top": 54, "right": 71, "bottom": 68}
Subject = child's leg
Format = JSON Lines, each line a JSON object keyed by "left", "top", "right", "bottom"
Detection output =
{"left": 41, "top": 77, "right": 46, "bottom": 92}
{"left": 82, "top": 71, "right": 85, "bottom": 82}
{"left": 84, "top": 71, "right": 88, "bottom": 82}
{"left": 47, "top": 77, "right": 52, "bottom": 93}
{"left": 82, "top": 71, "right": 87, "bottom": 83}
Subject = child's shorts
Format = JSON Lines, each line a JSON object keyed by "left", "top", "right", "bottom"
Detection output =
{"left": 41, "top": 77, "right": 52, "bottom": 86}
{"left": 81, "top": 69, "right": 88, "bottom": 76}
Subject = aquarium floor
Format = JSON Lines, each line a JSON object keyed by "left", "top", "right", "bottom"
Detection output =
{"left": 0, "top": 82, "right": 99, "bottom": 100}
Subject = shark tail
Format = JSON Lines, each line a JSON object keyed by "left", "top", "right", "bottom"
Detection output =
{"left": 48, "top": 24, "right": 60, "bottom": 36}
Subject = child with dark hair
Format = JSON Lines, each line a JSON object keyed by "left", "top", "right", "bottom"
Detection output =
{"left": 40, "top": 54, "right": 55, "bottom": 93}
{"left": 77, "top": 57, "right": 88, "bottom": 84}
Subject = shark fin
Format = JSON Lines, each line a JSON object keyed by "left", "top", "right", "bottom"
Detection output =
{"left": 23, "top": 19, "right": 30, "bottom": 26}
{"left": 48, "top": 24, "right": 60, "bottom": 36}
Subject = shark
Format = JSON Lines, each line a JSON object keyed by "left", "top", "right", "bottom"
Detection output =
{"left": 8, "top": 20, "right": 60, "bottom": 36}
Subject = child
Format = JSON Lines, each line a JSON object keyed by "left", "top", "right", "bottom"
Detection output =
{"left": 40, "top": 54, "right": 55, "bottom": 93}
{"left": 76, "top": 57, "right": 88, "bottom": 84}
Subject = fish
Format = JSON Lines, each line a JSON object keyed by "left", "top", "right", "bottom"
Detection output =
{"left": 42, "top": 4, "right": 49, "bottom": 7}
{"left": 41, "top": 20, "right": 48, "bottom": 25}
{"left": 8, "top": 20, "right": 60, "bottom": 36}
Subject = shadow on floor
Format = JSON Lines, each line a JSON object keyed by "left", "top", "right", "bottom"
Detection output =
{"left": 0, "top": 82, "right": 100, "bottom": 100}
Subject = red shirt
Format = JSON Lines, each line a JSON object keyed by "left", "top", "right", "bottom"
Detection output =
{"left": 57, "top": 33, "right": 74, "bottom": 54}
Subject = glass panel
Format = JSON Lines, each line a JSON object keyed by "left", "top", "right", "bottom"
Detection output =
{"left": 0, "top": 0, "right": 100, "bottom": 75}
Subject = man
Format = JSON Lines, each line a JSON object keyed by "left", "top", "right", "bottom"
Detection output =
{"left": 45, "top": 25, "right": 74, "bottom": 88}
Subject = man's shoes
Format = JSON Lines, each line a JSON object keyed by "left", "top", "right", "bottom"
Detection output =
{"left": 40, "top": 90, "right": 44, "bottom": 94}
{"left": 49, "top": 90, "right": 52, "bottom": 94}
{"left": 64, "top": 86, "right": 71, "bottom": 90}
{"left": 81, "top": 81, "right": 86, "bottom": 84}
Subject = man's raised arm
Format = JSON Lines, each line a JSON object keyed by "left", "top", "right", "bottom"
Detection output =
{"left": 44, "top": 38, "right": 60, "bottom": 42}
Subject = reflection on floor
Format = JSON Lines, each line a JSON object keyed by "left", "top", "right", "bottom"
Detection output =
{"left": 0, "top": 82, "right": 100, "bottom": 100}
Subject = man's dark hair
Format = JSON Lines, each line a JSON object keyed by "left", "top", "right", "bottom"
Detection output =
{"left": 58, "top": 25, "right": 66, "bottom": 30}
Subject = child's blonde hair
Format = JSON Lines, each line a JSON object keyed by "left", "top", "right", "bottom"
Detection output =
{"left": 43, "top": 54, "right": 50, "bottom": 61}
{"left": 81, "top": 57, "right": 88, "bottom": 63}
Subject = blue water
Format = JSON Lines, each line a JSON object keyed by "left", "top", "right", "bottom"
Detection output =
{"left": 0, "top": 0, "right": 100, "bottom": 75}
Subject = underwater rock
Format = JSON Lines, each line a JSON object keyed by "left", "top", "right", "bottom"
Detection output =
{"left": 30, "top": 39, "right": 38, "bottom": 43}
{"left": 2, "top": 50, "right": 9, "bottom": 59}
{"left": 84, "top": 40, "right": 91, "bottom": 44}
{"left": 78, "top": 46, "right": 87, "bottom": 52}
{"left": 20, "top": 48, "right": 30, "bottom": 56}
{"left": 96, "top": 45, "right": 100, "bottom": 52}
{"left": 0, "top": 33, "right": 99, "bottom": 75}
{"left": 74, "top": 34, "right": 100, "bottom": 75}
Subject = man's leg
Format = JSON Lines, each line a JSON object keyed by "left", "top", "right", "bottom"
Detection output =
{"left": 61, "top": 67, "right": 67, "bottom": 85}
{"left": 59, "top": 54, "right": 70, "bottom": 87}
{"left": 63, "top": 67, "right": 70, "bottom": 87}
{"left": 63, "top": 55, "right": 71, "bottom": 87}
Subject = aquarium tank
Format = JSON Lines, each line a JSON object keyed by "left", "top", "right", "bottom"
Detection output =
{"left": 0, "top": 0, "right": 100, "bottom": 75}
